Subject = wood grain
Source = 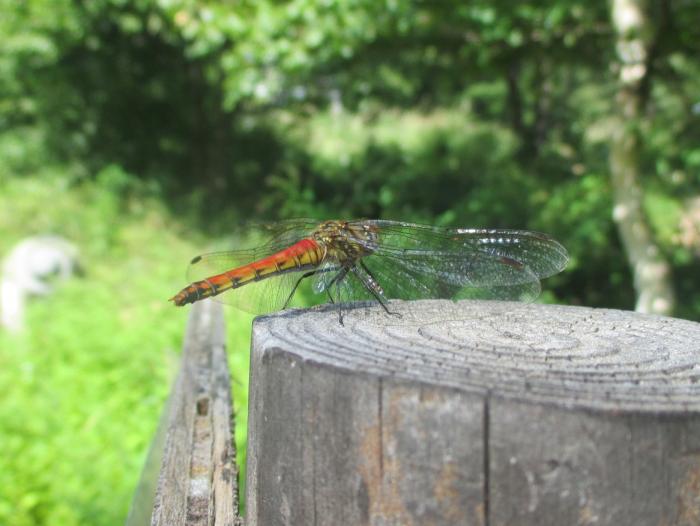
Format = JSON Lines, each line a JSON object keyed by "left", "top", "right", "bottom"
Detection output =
{"left": 129, "top": 299, "right": 242, "bottom": 526}
{"left": 246, "top": 299, "right": 700, "bottom": 526}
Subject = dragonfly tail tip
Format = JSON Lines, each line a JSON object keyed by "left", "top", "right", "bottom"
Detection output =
{"left": 169, "top": 295, "right": 184, "bottom": 307}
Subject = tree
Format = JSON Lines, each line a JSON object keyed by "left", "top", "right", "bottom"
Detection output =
{"left": 608, "top": 0, "right": 674, "bottom": 314}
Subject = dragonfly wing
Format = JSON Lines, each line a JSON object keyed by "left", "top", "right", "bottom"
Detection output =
{"left": 310, "top": 259, "right": 343, "bottom": 294}
{"left": 246, "top": 219, "right": 322, "bottom": 246}
{"left": 450, "top": 228, "right": 568, "bottom": 280}
{"left": 360, "top": 250, "right": 542, "bottom": 302}
{"left": 350, "top": 220, "right": 569, "bottom": 280}
{"left": 343, "top": 219, "right": 566, "bottom": 303}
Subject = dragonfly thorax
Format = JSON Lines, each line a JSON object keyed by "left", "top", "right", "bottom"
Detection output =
{"left": 312, "top": 220, "right": 378, "bottom": 264}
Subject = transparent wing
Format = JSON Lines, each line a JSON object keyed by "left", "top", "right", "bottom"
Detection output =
{"left": 184, "top": 220, "right": 320, "bottom": 314}
{"left": 310, "top": 258, "right": 343, "bottom": 295}
{"left": 244, "top": 218, "right": 321, "bottom": 247}
{"left": 351, "top": 220, "right": 569, "bottom": 279}
{"left": 359, "top": 249, "right": 541, "bottom": 302}
{"left": 345, "top": 220, "right": 568, "bottom": 302}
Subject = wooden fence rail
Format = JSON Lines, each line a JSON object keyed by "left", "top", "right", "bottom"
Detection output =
{"left": 126, "top": 300, "right": 242, "bottom": 526}
{"left": 130, "top": 298, "right": 700, "bottom": 525}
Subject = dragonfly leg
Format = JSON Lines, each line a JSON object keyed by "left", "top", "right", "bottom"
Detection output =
{"left": 356, "top": 261, "right": 401, "bottom": 318}
{"left": 326, "top": 267, "right": 349, "bottom": 325}
{"left": 336, "top": 286, "right": 344, "bottom": 325}
{"left": 282, "top": 266, "right": 340, "bottom": 310}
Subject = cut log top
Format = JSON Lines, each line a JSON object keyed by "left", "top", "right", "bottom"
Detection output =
{"left": 248, "top": 300, "right": 700, "bottom": 525}
{"left": 253, "top": 299, "right": 700, "bottom": 413}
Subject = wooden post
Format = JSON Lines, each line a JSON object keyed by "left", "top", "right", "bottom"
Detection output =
{"left": 126, "top": 300, "right": 242, "bottom": 526}
{"left": 246, "top": 299, "right": 700, "bottom": 526}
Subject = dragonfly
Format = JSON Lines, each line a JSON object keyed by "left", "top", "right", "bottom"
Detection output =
{"left": 170, "top": 219, "right": 568, "bottom": 320}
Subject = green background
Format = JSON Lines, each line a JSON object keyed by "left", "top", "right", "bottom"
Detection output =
{"left": 1, "top": 1, "right": 699, "bottom": 524}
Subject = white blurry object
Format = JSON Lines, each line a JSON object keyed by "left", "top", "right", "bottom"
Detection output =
{"left": 1, "top": 236, "right": 80, "bottom": 333}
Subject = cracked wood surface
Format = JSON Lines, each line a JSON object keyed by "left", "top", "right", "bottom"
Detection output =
{"left": 130, "top": 299, "right": 242, "bottom": 526}
{"left": 246, "top": 299, "right": 700, "bottom": 526}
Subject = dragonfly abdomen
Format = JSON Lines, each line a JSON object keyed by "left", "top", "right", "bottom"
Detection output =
{"left": 170, "top": 238, "right": 324, "bottom": 306}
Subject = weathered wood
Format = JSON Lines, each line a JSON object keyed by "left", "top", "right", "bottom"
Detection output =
{"left": 246, "top": 299, "right": 700, "bottom": 526}
{"left": 127, "top": 299, "right": 242, "bottom": 526}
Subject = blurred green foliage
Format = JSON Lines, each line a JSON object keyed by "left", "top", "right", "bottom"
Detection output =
{"left": 1, "top": 0, "right": 700, "bottom": 524}
{"left": 0, "top": 169, "right": 252, "bottom": 525}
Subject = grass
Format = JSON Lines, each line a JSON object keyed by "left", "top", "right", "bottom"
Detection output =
{"left": 0, "top": 168, "right": 253, "bottom": 525}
